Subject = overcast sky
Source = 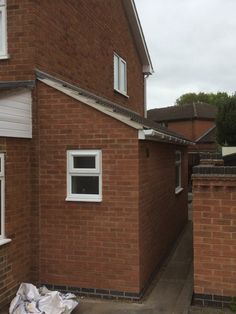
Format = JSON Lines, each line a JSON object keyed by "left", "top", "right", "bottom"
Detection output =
{"left": 135, "top": 0, "right": 236, "bottom": 109}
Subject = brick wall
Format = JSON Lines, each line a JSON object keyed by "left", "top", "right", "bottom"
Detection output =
{"left": 139, "top": 141, "right": 188, "bottom": 292}
{"left": 0, "top": 0, "right": 35, "bottom": 81}
{"left": 168, "top": 120, "right": 215, "bottom": 141}
{"left": 0, "top": 0, "right": 145, "bottom": 116}
{"left": 35, "top": 0, "right": 145, "bottom": 115}
{"left": 193, "top": 120, "right": 215, "bottom": 141}
{"left": 192, "top": 167, "right": 236, "bottom": 308}
{"left": 0, "top": 137, "right": 33, "bottom": 308}
{"left": 37, "top": 82, "right": 140, "bottom": 294}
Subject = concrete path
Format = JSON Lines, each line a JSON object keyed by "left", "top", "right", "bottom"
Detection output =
{"left": 74, "top": 222, "right": 193, "bottom": 314}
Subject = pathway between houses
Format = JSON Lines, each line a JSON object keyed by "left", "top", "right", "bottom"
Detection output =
{"left": 74, "top": 221, "right": 193, "bottom": 314}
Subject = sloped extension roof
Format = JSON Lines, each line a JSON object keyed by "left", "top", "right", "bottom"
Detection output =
{"left": 123, "top": 0, "right": 153, "bottom": 74}
{"left": 148, "top": 102, "right": 217, "bottom": 122}
{"left": 35, "top": 69, "right": 193, "bottom": 146}
{"left": 196, "top": 125, "right": 216, "bottom": 143}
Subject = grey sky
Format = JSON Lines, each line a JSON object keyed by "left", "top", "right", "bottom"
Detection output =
{"left": 135, "top": 0, "right": 236, "bottom": 109}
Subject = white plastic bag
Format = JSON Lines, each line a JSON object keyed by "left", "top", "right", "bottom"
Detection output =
{"left": 9, "top": 283, "right": 79, "bottom": 314}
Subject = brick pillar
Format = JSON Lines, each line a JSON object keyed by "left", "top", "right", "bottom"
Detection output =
{"left": 192, "top": 166, "right": 236, "bottom": 308}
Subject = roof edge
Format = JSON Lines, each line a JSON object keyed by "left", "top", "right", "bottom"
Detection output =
{"left": 195, "top": 125, "right": 216, "bottom": 143}
{"left": 123, "top": 0, "right": 154, "bottom": 74}
{"left": 36, "top": 69, "right": 193, "bottom": 146}
{"left": 139, "top": 129, "right": 195, "bottom": 146}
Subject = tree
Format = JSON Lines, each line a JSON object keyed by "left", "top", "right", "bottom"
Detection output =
{"left": 216, "top": 95, "right": 236, "bottom": 146}
{"left": 176, "top": 92, "right": 231, "bottom": 107}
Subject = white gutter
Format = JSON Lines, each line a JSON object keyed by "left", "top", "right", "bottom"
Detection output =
{"left": 138, "top": 129, "right": 194, "bottom": 146}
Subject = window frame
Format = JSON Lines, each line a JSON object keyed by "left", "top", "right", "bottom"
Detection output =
{"left": 113, "top": 53, "right": 127, "bottom": 96}
{"left": 66, "top": 150, "right": 102, "bottom": 202}
{"left": 0, "top": 153, "right": 5, "bottom": 239}
{"left": 0, "top": 0, "right": 8, "bottom": 59}
{"left": 175, "top": 151, "right": 183, "bottom": 194}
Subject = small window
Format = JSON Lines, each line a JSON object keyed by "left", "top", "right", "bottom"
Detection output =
{"left": 0, "top": 153, "right": 5, "bottom": 239}
{"left": 0, "top": 0, "right": 7, "bottom": 58}
{"left": 66, "top": 150, "right": 102, "bottom": 202}
{"left": 175, "top": 151, "right": 182, "bottom": 193}
{"left": 114, "top": 53, "right": 127, "bottom": 95}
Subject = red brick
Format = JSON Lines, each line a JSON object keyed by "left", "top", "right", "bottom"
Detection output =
{"left": 193, "top": 174, "right": 236, "bottom": 298}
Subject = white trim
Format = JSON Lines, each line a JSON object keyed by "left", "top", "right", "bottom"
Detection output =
{"left": 175, "top": 151, "right": 182, "bottom": 193}
{"left": 114, "top": 88, "right": 129, "bottom": 98}
{"left": 0, "top": 0, "right": 8, "bottom": 58}
{"left": 0, "top": 238, "right": 11, "bottom": 246}
{"left": 122, "top": 0, "right": 153, "bottom": 74}
{"left": 114, "top": 53, "right": 127, "bottom": 95}
{"left": 175, "top": 187, "right": 184, "bottom": 195}
{"left": 138, "top": 129, "right": 193, "bottom": 146}
{"left": 0, "top": 153, "right": 5, "bottom": 239}
{"left": 66, "top": 150, "right": 102, "bottom": 202}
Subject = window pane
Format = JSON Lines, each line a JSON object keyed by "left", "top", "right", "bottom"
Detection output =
{"left": 114, "top": 54, "right": 119, "bottom": 90}
{"left": 120, "top": 60, "right": 126, "bottom": 93}
{"left": 72, "top": 176, "right": 99, "bottom": 195}
{"left": 73, "top": 156, "right": 95, "bottom": 169}
{"left": 175, "top": 165, "right": 180, "bottom": 188}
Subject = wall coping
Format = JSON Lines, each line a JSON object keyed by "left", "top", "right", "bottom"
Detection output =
{"left": 193, "top": 166, "right": 236, "bottom": 176}
{"left": 199, "top": 152, "right": 222, "bottom": 160}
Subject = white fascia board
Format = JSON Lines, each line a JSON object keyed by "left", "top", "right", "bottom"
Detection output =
{"left": 123, "top": 0, "right": 154, "bottom": 74}
{"left": 139, "top": 129, "right": 194, "bottom": 146}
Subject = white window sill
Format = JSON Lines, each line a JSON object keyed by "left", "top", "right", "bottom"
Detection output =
{"left": 66, "top": 196, "right": 102, "bottom": 202}
{"left": 175, "top": 187, "right": 184, "bottom": 195}
{"left": 0, "top": 54, "right": 10, "bottom": 60}
{"left": 114, "top": 88, "right": 129, "bottom": 98}
{"left": 0, "top": 238, "right": 12, "bottom": 246}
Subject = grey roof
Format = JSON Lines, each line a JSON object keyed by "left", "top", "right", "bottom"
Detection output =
{"left": 0, "top": 80, "right": 35, "bottom": 90}
{"left": 35, "top": 69, "right": 193, "bottom": 146}
{"left": 148, "top": 102, "right": 217, "bottom": 122}
{"left": 196, "top": 125, "right": 216, "bottom": 143}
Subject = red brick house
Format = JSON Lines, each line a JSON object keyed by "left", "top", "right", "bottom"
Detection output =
{"left": 0, "top": 0, "right": 191, "bottom": 306}
{"left": 148, "top": 103, "right": 218, "bottom": 187}
{"left": 148, "top": 102, "right": 217, "bottom": 151}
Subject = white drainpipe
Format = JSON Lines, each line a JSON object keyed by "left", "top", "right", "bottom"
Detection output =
{"left": 144, "top": 74, "right": 150, "bottom": 118}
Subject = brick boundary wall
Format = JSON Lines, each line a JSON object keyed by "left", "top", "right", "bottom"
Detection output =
{"left": 192, "top": 166, "right": 236, "bottom": 309}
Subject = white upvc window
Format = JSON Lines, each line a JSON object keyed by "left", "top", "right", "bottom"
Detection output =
{"left": 114, "top": 53, "right": 127, "bottom": 95}
{"left": 175, "top": 151, "right": 182, "bottom": 194}
{"left": 0, "top": 0, "right": 8, "bottom": 58}
{"left": 66, "top": 150, "right": 102, "bottom": 202}
{"left": 0, "top": 153, "right": 5, "bottom": 239}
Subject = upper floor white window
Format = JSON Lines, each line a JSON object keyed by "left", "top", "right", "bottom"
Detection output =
{"left": 114, "top": 53, "right": 127, "bottom": 96}
{"left": 0, "top": 153, "right": 5, "bottom": 239}
{"left": 66, "top": 150, "right": 102, "bottom": 202}
{"left": 0, "top": 0, "right": 7, "bottom": 58}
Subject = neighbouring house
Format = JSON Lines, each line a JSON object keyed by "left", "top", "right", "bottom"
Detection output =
{"left": 148, "top": 103, "right": 218, "bottom": 188}
{"left": 0, "top": 0, "right": 192, "bottom": 306}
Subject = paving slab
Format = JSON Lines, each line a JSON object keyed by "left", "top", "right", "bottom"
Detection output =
{"left": 189, "top": 306, "right": 233, "bottom": 314}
